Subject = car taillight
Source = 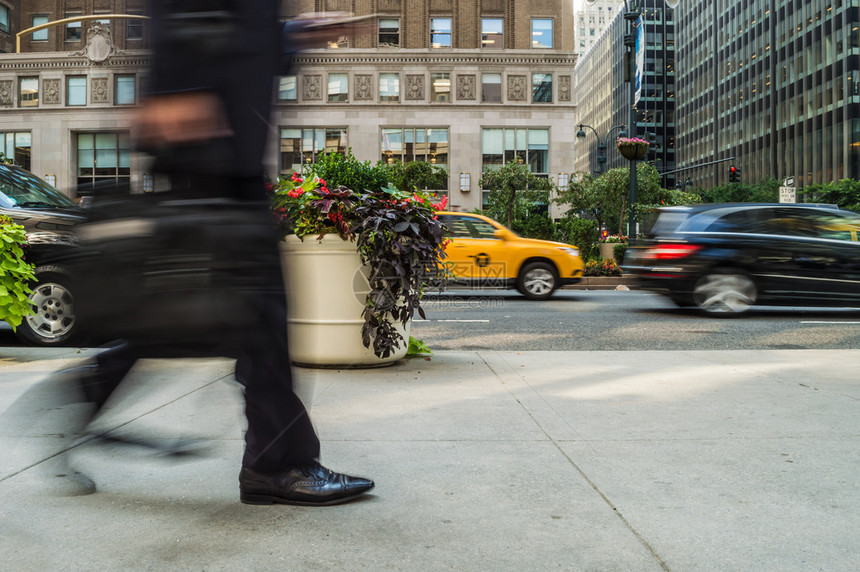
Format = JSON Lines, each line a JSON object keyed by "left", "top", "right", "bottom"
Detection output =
{"left": 644, "top": 244, "right": 702, "bottom": 260}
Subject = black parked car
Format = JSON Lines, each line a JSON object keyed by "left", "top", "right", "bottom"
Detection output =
{"left": 623, "top": 203, "right": 860, "bottom": 314}
{"left": 0, "top": 163, "right": 85, "bottom": 344}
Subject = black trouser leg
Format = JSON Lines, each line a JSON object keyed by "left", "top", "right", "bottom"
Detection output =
{"left": 231, "top": 206, "right": 320, "bottom": 473}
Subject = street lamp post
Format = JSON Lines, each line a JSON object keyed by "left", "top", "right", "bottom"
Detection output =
{"left": 576, "top": 123, "right": 626, "bottom": 175}
{"left": 586, "top": 0, "right": 681, "bottom": 239}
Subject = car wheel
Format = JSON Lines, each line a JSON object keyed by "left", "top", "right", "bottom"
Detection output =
{"left": 517, "top": 261, "right": 558, "bottom": 301}
{"left": 692, "top": 269, "right": 757, "bottom": 315}
{"left": 16, "top": 269, "right": 78, "bottom": 346}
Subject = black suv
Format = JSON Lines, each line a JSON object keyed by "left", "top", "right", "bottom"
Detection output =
{"left": 623, "top": 203, "right": 860, "bottom": 314}
{"left": 0, "top": 163, "right": 85, "bottom": 344}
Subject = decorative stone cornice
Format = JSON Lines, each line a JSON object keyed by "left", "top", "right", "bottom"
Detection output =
{"left": 291, "top": 49, "right": 578, "bottom": 68}
{"left": 0, "top": 51, "right": 151, "bottom": 71}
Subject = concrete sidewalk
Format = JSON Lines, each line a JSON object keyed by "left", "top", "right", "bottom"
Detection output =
{"left": 0, "top": 347, "right": 857, "bottom": 571}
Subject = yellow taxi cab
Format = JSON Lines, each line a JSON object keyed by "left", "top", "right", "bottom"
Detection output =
{"left": 437, "top": 211, "right": 585, "bottom": 300}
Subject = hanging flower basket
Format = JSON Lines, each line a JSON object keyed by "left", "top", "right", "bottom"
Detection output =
{"left": 616, "top": 137, "right": 649, "bottom": 161}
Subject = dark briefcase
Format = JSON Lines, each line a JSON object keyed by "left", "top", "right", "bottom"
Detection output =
{"left": 71, "top": 193, "right": 279, "bottom": 348}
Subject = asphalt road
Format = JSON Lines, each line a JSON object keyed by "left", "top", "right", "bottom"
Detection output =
{"left": 2, "top": 289, "right": 859, "bottom": 352}
{"left": 413, "top": 289, "right": 860, "bottom": 351}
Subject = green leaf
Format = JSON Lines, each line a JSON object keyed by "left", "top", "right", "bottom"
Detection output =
{"left": 406, "top": 336, "right": 433, "bottom": 357}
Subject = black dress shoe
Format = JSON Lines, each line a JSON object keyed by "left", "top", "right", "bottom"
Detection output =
{"left": 239, "top": 461, "right": 374, "bottom": 506}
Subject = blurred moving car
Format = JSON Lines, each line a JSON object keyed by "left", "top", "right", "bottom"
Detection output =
{"left": 437, "top": 211, "right": 584, "bottom": 300}
{"left": 0, "top": 163, "right": 85, "bottom": 345}
{"left": 623, "top": 203, "right": 860, "bottom": 314}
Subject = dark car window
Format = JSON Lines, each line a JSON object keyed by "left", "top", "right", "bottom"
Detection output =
{"left": 440, "top": 215, "right": 471, "bottom": 238}
{"left": 705, "top": 209, "right": 758, "bottom": 232}
{"left": 440, "top": 215, "right": 498, "bottom": 239}
{"left": 469, "top": 219, "right": 498, "bottom": 239}
{"left": 752, "top": 207, "right": 860, "bottom": 242}
{"left": 0, "top": 165, "right": 78, "bottom": 209}
{"left": 648, "top": 210, "right": 690, "bottom": 236}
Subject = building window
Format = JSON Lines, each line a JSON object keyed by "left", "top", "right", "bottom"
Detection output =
{"left": 127, "top": 11, "right": 144, "bottom": 40}
{"left": 481, "top": 128, "right": 548, "bottom": 205}
{"left": 328, "top": 73, "right": 348, "bottom": 103}
{"left": 379, "top": 73, "right": 400, "bottom": 102}
{"left": 482, "top": 73, "right": 502, "bottom": 103}
{"left": 1, "top": 132, "right": 32, "bottom": 171}
{"left": 66, "top": 13, "right": 82, "bottom": 42}
{"left": 430, "top": 73, "right": 451, "bottom": 103}
{"left": 94, "top": 13, "right": 111, "bottom": 28}
{"left": 115, "top": 75, "right": 135, "bottom": 105}
{"left": 481, "top": 128, "right": 548, "bottom": 173}
{"left": 532, "top": 73, "right": 552, "bottom": 103}
{"left": 277, "top": 76, "right": 297, "bottom": 102}
{"left": 379, "top": 18, "right": 399, "bottom": 48}
{"left": 482, "top": 18, "right": 503, "bottom": 49}
{"left": 32, "top": 15, "right": 50, "bottom": 41}
{"left": 532, "top": 19, "right": 553, "bottom": 49}
{"left": 67, "top": 77, "right": 87, "bottom": 106}
{"left": 76, "top": 132, "right": 131, "bottom": 196}
{"left": 381, "top": 128, "right": 449, "bottom": 169}
{"left": 0, "top": 5, "right": 9, "bottom": 34}
{"left": 19, "top": 78, "right": 39, "bottom": 108}
{"left": 431, "top": 18, "right": 452, "bottom": 48}
{"left": 279, "top": 128, "right": 347, "bottom": 174}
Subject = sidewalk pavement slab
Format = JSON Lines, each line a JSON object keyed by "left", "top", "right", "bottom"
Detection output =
{"left": 0, "top": 348, "right": 857, "bottom": 571}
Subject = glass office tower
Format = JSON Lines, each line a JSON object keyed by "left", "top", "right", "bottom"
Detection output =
{"left": 574, "top": 1, "right": 677, "bottom": 188}
{"left": 675, "top": 0, "right": 859, "bottom": 189}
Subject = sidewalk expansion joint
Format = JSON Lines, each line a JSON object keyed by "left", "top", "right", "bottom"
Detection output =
{"left": 0, "top": 371, "right": 234, "bottom": 485}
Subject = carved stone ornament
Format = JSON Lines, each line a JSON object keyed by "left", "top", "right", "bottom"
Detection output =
{"left": 73, "top": 22, "right": 122, "bottom": 64}
{"left": 91, "top": 78, "right": 109, "bottom": 103}
{"left": 0, "top": 80, "right": 14, "bottom": 106}
{"left": 558, "top": 75, "right": 571, "bottom": 102}
{"left": 405, "top": 75, "right": 424, "bottom": 100}
{"left": 354, "top": 74, "right": 373, "bottom": 101}
{"left": 508, "top": 75, "right": 527, "bottom": 102}
{"left": 456, "top": 75, "right": 476, "bottom": 100}
{"left": 303, "top": 75, "right": 322, "bottom": 100}
{"left": 43, "top": 79, "right": 61, "bottom": 104}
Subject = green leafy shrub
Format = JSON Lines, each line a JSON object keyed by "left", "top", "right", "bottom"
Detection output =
{"left": 584, "top": 257, "right": 622, "bottom": 277}
{"left": 512, "top": 213, "right": 558, "bottom": 241}
{"left": 0, "top": 215, "right": 35, "bottom": 330}
{"left": 557, "top": 218, "right": 598, "bottom": 261}
{"left": 303, "top": 149, "right": 391, "bottom": 193}
{"left": 385, "top": 161, "right": 449, "bottom": 193}
{"left": 613, "top": 243, "right": 628, "bottom": 264}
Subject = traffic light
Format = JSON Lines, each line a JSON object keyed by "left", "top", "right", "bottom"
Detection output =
{"left": 729, "top": 165, "right": 741, "bottom": 183}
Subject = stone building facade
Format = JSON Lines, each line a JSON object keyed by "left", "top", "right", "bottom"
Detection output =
{"left": 0, "top": 1, "right": 149, "bottom": 194}
{"left": 1, "top": 0, "right": 578, "bottom": 213}
{"left": 277, "top": 0, "right": 578, "bottom": 213}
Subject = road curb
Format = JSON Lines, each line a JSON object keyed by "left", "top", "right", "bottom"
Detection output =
{"left": 563, "top": 276, "right": 637, "bottom": 290}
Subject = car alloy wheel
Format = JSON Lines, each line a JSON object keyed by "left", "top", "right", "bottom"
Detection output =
{"left": 517, "top": 261, "right": 557, "bottom": 300}
{"left": 693, "top": 271, "right": 757, "bottom": 315}
{"left": 21, "top": 277, "right": 76, "bottom": 344}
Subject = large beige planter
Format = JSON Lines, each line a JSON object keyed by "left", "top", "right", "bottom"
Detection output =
{"left": 280, "top": 234, "right": 410, "bottom": 368}
{"left": 599, "top": 242, "right": 624, "bottom": 263}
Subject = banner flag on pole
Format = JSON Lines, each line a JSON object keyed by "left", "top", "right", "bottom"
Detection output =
{"left": 634, "top": 16, "right": 644, "bottom": 107}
